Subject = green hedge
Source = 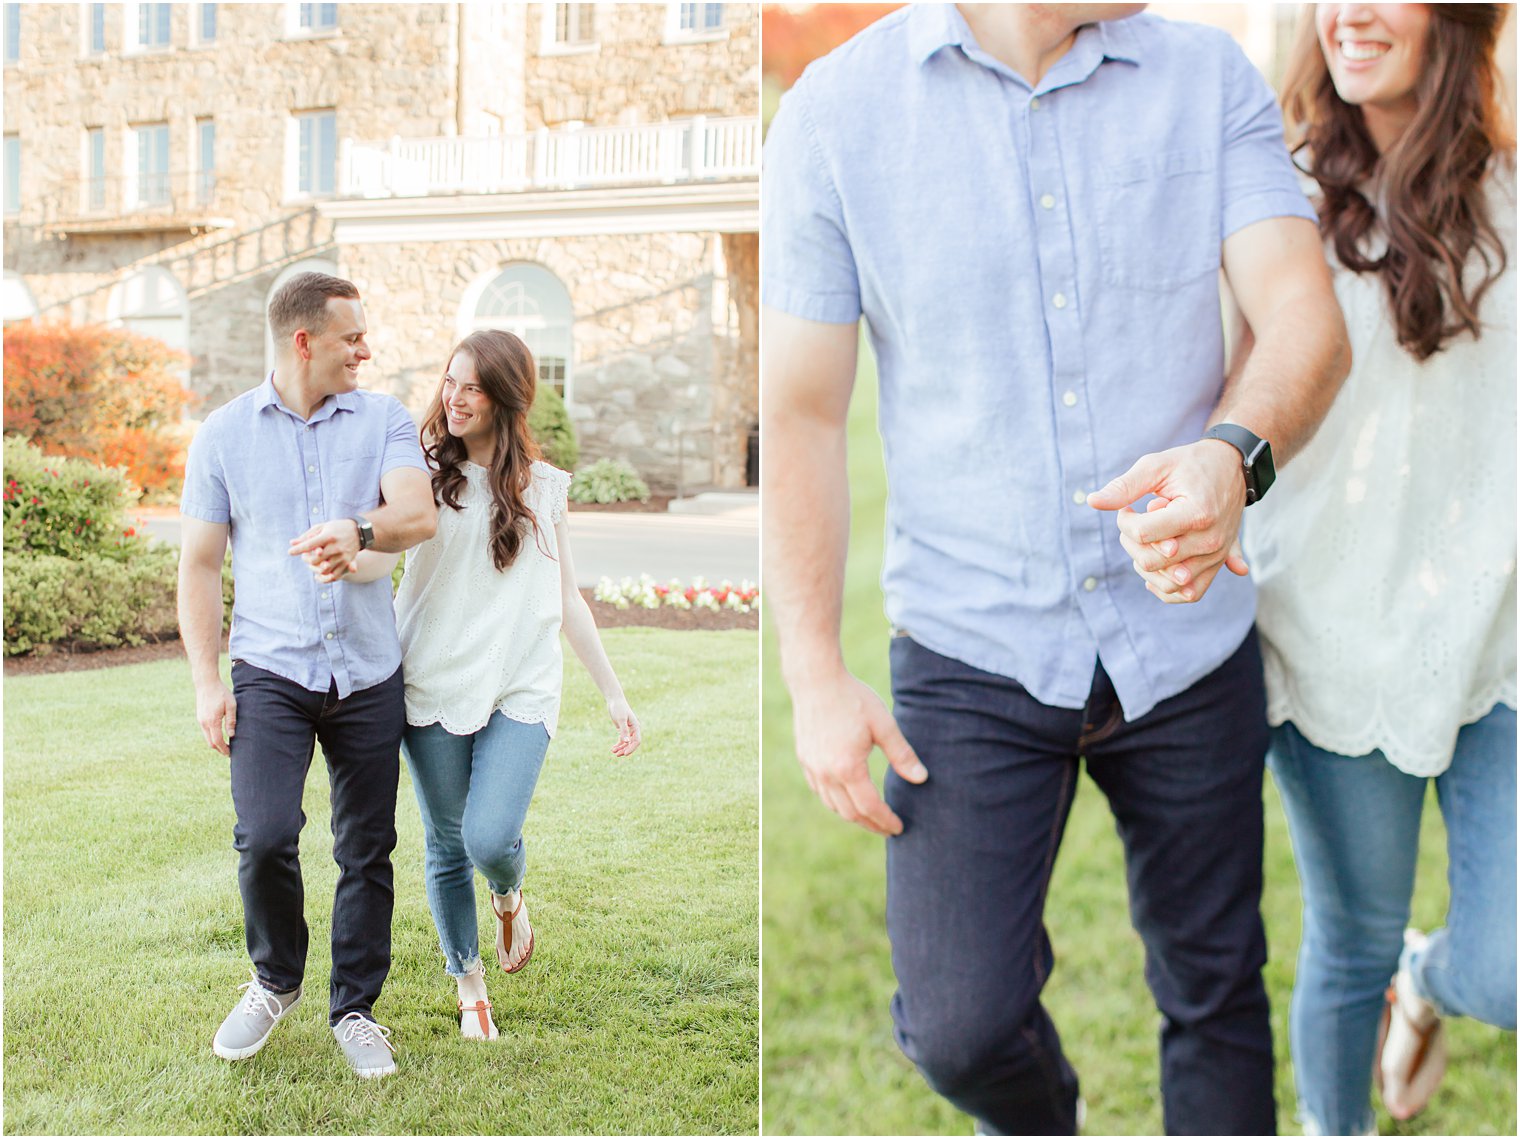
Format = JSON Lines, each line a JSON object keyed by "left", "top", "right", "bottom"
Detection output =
{"left": 5, "top": 546, "right": 179, "bottom": 655}
{"left": 529, "top": 384, "right": 579, "bottom": 472}
{"left": 4, "top": 437, "right": 149, "bottom": 562}
{"left": 569, "top": 458, "right": 651, "bottom": 504}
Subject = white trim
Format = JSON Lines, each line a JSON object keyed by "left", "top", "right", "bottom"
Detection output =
{"left": 286, "top": 109, "right": 338, "bottom": 203}
{"left": 190, "top": 2, "right": 216, "bottom": 48}
{"left": 319, "top": 181, "right": 758, "bottom": 243}
{"left": 538, "top": 1, "right": 598, "bottom": 56}
{"left": 263, "top": 257, "right": 341, "bottom": 374}
{"left": 3, "top": 269, "right": 38, "bottom": 322}
{"left": 122, "top": 1, "right": 173, "bottom": 54}
{"left": 80, "top": 2, "right": 107, "bottom": 57}
{"left": 282, "top": 1, "right": 340, "bottom": 40}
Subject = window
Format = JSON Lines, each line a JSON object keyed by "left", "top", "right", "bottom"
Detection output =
{"left": 4, "top": 4, "right": 19, "bottom": 64}
{"left": 196, "top": 119, "right": 215, "bottom": 203}
{"left": 87, "top": 127, "right": 105, "bottom": 210}
{"left": 471, "top": 264, "right": 574, "bottom": 399}
{"left": 3, "top": 135, "right": 18, "bottom": 215}
{"left": 679, "top": 3, "right": 723, "bottom": 32}
{"left": 197, "top": 2, "right": 216, "bottom": 43}
{"left": 88, "top": 3, "right": 106, "bottom": 55}
{"left": 132, "top": 122, "right": 170, "bottom": 206}
{"left": 294, "top": 110, "right": 337, "bottom": 197}
{"left": 665, "top": 1, "right": 726, "bottom": 43}
{"left": 134, "top": 3, "right": 171, "bottom": 49}
{"left": 298, "top": 3, "right": 337, "bottom": 31}
{"left": 553, "top": 3, "right": 593, "bottom": 45}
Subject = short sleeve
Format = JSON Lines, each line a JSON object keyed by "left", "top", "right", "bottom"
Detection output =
{"left": 542, "top": 463, "right": 571, "bottom": 525}
{"left": 1219, "top": 43, "right": 1317, "bottom": 241}
{"left": 180, "top": 419, "right": 230, "bottom": 524}
{"left": 379, "top": 397, "right": 428, "bottom": 476}
{"left": 760, "top": 81, "right": 862, "bottom": 324}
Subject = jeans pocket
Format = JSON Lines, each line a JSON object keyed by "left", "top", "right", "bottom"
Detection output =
{"left": 1094, "top": 148, "right": 1218, "bottom": 291}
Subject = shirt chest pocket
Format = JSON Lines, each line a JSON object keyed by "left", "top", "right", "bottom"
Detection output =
{"left": 332, "top": 450, "right": 382, "bottom": 515}
{"left": 1093, "top": 148, "right": 1218, "bottom": 291}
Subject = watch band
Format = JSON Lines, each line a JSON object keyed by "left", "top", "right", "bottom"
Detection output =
{"left": 351, "top": 516, "right": 374, "bottom": 550}
{"left": 1203, "top": 423, "right": 1275, "bottom": 505}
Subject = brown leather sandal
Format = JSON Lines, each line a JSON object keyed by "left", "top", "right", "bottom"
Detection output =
{"left": 492, "top": 893, "right": 535, "bottom": 974}
{"left": 458, "top": 998, "right": 497, "bottom": 1040}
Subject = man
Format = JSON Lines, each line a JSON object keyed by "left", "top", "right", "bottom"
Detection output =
{"left": 177, "top": 272, "right": 436, "bottom": 1079}
{"left": 762, "top": 5, "right": 1350, "bottom": 1134}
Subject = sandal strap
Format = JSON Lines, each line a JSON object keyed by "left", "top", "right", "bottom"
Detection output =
{"left": 1385, "top": 984, "right": 1440, "bottom": 1083}
{"left": 458, "top": 999, "right": 494, "bottom": 1037}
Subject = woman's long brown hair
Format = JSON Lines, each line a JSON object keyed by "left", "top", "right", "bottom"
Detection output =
{"left": 420, "top": 330, "right": 547, "bottom": 571}
{"left": 1280, "top": 4, "right": 1513, "bottom": 360}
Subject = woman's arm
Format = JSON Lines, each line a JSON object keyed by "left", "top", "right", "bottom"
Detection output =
{"left": 556, "top": 516, "right": 640, "bottom": 757}
{"left": 345, "top": 550, "right": 402, "bottom": 584}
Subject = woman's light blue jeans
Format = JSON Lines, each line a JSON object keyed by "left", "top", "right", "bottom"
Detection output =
{"left": 401, "top": 714, "right": 551, "bottom": 977}
{"left": 1269, "top": 705, "right": 1516, "bottom": 1136}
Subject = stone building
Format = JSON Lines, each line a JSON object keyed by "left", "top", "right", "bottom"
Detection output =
{"left": 3, "top": 2, "right": 760, "bottom": 490}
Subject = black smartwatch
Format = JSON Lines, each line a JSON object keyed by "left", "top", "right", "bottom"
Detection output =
{"left": 351, "top": 515, "right": 375, "bottom": 550}
{"left": 1203, "top": 423, "right": 1275, "bottom": 505}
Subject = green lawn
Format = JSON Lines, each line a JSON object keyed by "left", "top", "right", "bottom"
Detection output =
{"left": 4, "top": 629, "right": 758, "bottom": 1136}
{"left": 760, "top": 342, "right": 1517, "bottom": 1136}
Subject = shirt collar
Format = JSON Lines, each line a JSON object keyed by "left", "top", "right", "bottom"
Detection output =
{"left": 255, "top": 372, "right": 357, "bottom": 420}
{"left": 910, "top": 6, "right": 1145, "bottom": 74}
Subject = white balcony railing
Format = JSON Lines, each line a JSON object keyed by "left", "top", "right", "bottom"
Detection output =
{"left": 340, "top": 116, "right": 759, "bottom": 200}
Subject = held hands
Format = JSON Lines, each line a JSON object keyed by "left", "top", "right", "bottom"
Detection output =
{"left": 607, "top": 698, "right": 641, "bottom": 757}
{"left": 791, "top": 670, "right": 926, "bottom": 836}
{"left": 290, "top": 519, "right": 361, "bottom": 583}
{"left": 1086, "top": 439, "right": 1250, "bottom": 604}
{"left": 196, "top": 680, "right": 237, "bottom": 757}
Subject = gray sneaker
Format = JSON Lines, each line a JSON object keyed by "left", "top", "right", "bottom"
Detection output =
{"left": 212, "top": 970, "right": 301, "bottom": 1061}
{"left": 333, "top": 1011, "right": 397, "bottom": 1079}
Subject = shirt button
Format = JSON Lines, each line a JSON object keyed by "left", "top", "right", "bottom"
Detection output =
{"left": 322, "top": 591, "right": 330, "bottom": 600}
{"left": 1062, "top": 391, "right": 1077, "bottom": 407}
{"left": 1052, "top": 292, "right": 1068, "bottom": 309}
{"left": 311, "top": 506, "right": 320, "bottom": 515}
{"left": 307, "top": 465, "right": 316, "bottom": 473}
{"left": 1030, "top": 96, "right": 1041, "bottom": 110}
{"left": 325, "top": 632, "right": 334, "bottom": 640}
{"left": 306, "top": 425, "right": 314, "bottom": 432}
{"left": 1040, "top": 193, "right": 1055, "bottom": 210}
{"left": 1083, "top": 577, "right": 1098, "bottom": 592}
{"left": 1072, "top": 490, "right": 1087, "bottom": 505}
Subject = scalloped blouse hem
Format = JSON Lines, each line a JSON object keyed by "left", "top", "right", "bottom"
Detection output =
{"left": 404, "top": 705, "right": 559, "bottom": 739}
{"left": 1266, "top": 686, "right": 1517, "bottom": 777}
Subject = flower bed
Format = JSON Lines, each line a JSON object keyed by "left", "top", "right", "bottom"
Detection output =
{"left": 594, "top": 574, "right": 760, "bottom": 614}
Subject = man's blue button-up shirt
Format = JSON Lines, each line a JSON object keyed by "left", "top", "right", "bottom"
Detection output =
{"left": 181, "top": 376, "right": 429, "bottom": 698}
{"left": 762, "top": 7, "right": 1316, "bottom": 720}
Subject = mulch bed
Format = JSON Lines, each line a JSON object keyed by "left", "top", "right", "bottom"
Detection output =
{"left": 567, "top": 496, "right": 675, "bottom": 514}
{"left": 3, "top": 590, "right": 756, "bottom": 678}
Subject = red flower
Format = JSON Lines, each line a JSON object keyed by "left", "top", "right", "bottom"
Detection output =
{"left": 124, "top": 526, "right": 136, "bottom": 537}
{"left": 29, "top": 497, "right": 39, "bottom": 505}
{"left": 84, "top": 518, "right": 92, "bottom": 525}
{"left": 83, "top": 480, "right": 89, "bottom": 487}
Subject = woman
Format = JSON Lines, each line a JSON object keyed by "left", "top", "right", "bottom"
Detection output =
{"left": 353, "top": 329, "right": 641, "bottom": 1039}
{"left": 1245, "top": 4, "right": 1515, "bottom": 1134}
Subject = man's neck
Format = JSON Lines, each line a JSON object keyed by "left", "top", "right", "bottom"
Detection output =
{"left": 271, "top": 364, "right": 329, "bottom": 421}
{"left": 957, "top": 4, "right": 1084, "bottom": 87}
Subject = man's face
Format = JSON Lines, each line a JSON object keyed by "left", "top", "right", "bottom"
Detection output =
{"left": 305, "top": 296, "right": 371, "bottom": 395}
{"left": 1031, "top": 4, "right": 1148, "bottom": 29}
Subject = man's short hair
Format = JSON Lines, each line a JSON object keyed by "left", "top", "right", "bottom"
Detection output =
{"left": 268, "top": 272, "right": 360, "bottom": 344}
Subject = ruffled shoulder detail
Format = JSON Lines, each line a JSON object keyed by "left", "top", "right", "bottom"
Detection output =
{"left": 532, "top": 460, "right": 572, "bottom": 524}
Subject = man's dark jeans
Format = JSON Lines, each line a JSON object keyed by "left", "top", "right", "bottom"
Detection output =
{"left": 228, "top": 661, "right": 404, "bottom": 1025}
{"left": 885, "top": 631, "right": 1275, "bottom": 1136}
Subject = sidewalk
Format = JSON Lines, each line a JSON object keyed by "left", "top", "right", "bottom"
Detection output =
{"left": 132, "top": 491, "right": 759, "bottom": 588}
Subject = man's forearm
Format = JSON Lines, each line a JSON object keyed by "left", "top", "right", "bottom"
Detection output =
{"left": 764, "top": 408, "right": 852, "bottom": 688}
{"left": 177, "top": 561, "right": 226, "bottom": 687}
{"left": 361, "top": 495, "right": 436, "bottom": 552}
{"left": 1211, "top": 292, "right": 1350, "bottom": 466}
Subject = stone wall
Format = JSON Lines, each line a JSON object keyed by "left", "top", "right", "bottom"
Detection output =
{"left": 341, "top": 229, "right": 748, "bottom": 491}
{"left": 525, "top": 3, "right": 759, "bottom": 127}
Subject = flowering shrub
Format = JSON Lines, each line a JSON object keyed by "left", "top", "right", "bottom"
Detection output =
{"left": 593, "top": 574, "right": 760, "bottom": 614}
{"left": 3, "top": 322, "right": 196, "bottom": 500}
{"left": 3, "top": 437, "right": 149, "bottom": 562}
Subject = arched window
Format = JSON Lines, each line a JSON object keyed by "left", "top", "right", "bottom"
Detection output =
{"left": 108, "top": 266, "right": 188, "bottom": 354}
{"left": 468, "top": 263, "right": 573, "bottom": 400}
{"left": 2, "top": 269, "right": 37, "bottom": 324}
{"left": 263, "top": 258, "right": 340, "bottom": 376}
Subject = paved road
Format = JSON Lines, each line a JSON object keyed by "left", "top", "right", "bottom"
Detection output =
{"left": 134, "top": 502, "right": 759, "bottom": 588}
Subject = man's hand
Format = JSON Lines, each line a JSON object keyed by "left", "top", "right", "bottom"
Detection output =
{"left": 1086, "top": 439, "right": 1251, "bottom": 604}
{"left": 196, "top": 680, "right": 237, "bottom": 757}
{"left": 792, "top": 671, "right": 927, "bottom": 836}
{"left": 289, "top": 519, "right": 361, "bottom": 581}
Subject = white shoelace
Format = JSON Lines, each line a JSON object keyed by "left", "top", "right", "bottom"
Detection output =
{"left": 336, "top": 1011, "right": 396, "bottom": 1054}
{"left": 237, "top": 971, "right": 289, "bottom": 1023}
